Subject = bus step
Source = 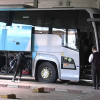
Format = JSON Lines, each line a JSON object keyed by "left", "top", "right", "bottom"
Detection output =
{"left": 81, "top": 69, "right": 91, "bottom": 71}
{"left": 80, "top": 74, "right": 92, "bottom": 80}
{"left": 81, "top": 65, "right": 92, "bottom": 69}
{"left": 81, "top": 70, "right": 91, "bottom": 75}
{"left": 81, "top": 74, "right": 92, "bottom": 76}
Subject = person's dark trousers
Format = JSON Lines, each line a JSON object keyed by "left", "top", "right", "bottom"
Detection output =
{"left": 19, "top": 68, "right": 22, "bottom": 78}
{"left": 14, "top": 62, "right": 23, "bottom": 79}
{"left": 14, "top": 64, "right": 20, "bottom": 79}
{"left": 91, "top": 68, "right": 100, "bottom": 89}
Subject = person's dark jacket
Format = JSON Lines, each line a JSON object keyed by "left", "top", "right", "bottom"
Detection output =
{"left": 92, "top": 52, "right": 100, "bottom": 69}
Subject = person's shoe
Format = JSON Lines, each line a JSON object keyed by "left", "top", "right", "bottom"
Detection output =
{"left": 12, "top": 78, "right": 15, "bottom": 82}
{"left": 92, "top": 87, "right": 96, "bottom": 89}
{"left": 18, "top": 79, "right": 20, "bottom": 82}
{"left": 96, "top": 86, "right": 99, "bottom": 90}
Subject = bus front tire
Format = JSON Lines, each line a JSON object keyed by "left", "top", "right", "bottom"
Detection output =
{"left": 37, "top": 62, "right": 57, "bottom": 83}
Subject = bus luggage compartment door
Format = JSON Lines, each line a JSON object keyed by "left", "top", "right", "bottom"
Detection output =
{"left": 4, "top": 25, "right": 32, "bottom": 51}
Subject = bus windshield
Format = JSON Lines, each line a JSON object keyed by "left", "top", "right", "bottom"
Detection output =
{"left": 93, "top": 14, "right": 100, "bottom": 44}
{"left": 96, "top": 22, "right": 100, "bottom": 44}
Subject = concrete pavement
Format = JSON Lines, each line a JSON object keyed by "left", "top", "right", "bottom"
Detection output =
{"left": 0, "top": 87, "right": 100, "bottom": 100}
{"left": 0, "top": 87, "right": 86, "bottom": 100}
{"left": 0, "top": 75, "right": 98, "bottom": 94}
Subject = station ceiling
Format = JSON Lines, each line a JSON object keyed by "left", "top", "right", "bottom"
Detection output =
{"left": 0, "top": 0, "right": 98, "bottom": 8}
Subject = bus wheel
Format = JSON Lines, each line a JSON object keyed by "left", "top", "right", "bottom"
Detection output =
{"left": 37, "top": 62, "right": 57, "bottom": 83}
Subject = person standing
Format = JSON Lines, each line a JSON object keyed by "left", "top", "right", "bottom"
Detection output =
{"left": 89, "top": 46, "right": 100, "bottom": 89}
{"left": 12, "top": 52, "right": 26, "bottom": 82}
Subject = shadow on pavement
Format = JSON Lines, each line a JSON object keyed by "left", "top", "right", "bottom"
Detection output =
{"left": 55, "top": 80, "right": 93, "bottom": 86}
{"left": 0, "top": 75, "right": 93, "bottom": 87}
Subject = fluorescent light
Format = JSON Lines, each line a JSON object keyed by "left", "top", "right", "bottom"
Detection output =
{"left": 23, "top": 16, "right": 29, "bottom": 18}
{"left": 95, "top": 0, "right": 97, "bottom": 3}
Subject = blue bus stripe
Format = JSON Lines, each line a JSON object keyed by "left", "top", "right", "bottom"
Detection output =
{"left": 0, "top": 8, "right": 26, "bottom": 11}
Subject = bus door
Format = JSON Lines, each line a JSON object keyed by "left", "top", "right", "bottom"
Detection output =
{"left": 78, "top": 28, "right": 94, "bottom": 80}
{"left": 61, "top": 29, "right": 80, "bottom": 81}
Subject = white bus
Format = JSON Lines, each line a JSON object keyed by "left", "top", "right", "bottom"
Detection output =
{"left": 0, "top": 7, "right": 100, "bottom": 83}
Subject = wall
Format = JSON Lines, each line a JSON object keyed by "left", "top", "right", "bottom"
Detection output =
{"left": 0, "top": 0, "right": 97, "bottom": 8}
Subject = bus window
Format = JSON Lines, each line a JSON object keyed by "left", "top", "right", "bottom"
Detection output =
{"left": 43, "top": 10, "right": 80, "bottom": 29}
{"left": 52, "top": 28, "right": 65, "bottom": 38}
{"left": 0, "top": 11, "right": 8, "bottom": 25}
{"left": 42, "top": 10, "right": 80, "bottom": 36}
{"left": 62, "top": 29, "right": 79, "bottom": 51}
{"left": 97, "top": 26, "right": 100, "bottom": 38}
{"left": 12, "top": 11, "right": 43, "bottom": 34}
{"left": 34, "top": 27, "right": 49, "bottom": 34}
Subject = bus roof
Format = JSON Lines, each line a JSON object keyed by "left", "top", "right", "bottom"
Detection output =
{"left": 0, "top": 6, "right": 98, "bottom": 11}
{"left": 0, "top": 6, "right": 99, "bottom": 15}
{"left": 0, "top": 4, "right": 34, "bottom": 11}
{"left": 0, "top": 4, "right": 34, "bottom": 9}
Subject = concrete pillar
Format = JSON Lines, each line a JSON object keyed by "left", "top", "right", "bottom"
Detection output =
{"left": 97, "top": 0, "right": 100, "bottom": 9}
{"left": 48, "top": 27, "right": 52, "bottom": 34}
{"left": 34, "top": 0, "right": 38, "bottom": 8}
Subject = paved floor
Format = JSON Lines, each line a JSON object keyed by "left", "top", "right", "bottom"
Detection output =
{"left": 0, "top": 75, "right": 98, "bottom": 94}
{"left": 71, "top": 91, "right": 100, "bottom": 100}
{"left": 0, "top": 87, "right": 87, "bottom": 100}
{"left": 0, "top": 75, "right": 100, "bottom": 99}
{"left": 0, "top": 87, "right": 100, "bottom": 100}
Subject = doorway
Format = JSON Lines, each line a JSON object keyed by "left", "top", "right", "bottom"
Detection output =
{"left": 79, "top": 28, "right": 96, "bottom": 80}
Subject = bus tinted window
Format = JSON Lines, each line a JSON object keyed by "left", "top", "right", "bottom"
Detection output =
{"left": 12, "top": 11, "right": 43, "bottom": 34}
{"left": 93, "top": 14, "right": 100, "bottom": 18}
{"left": 12, "top": 10, "right": 92, "bottom": 35}
{"left": 43, "top": 10, "right": 92, "bottom": 29}
{"left": 0, "top": 11, "right": 8, "bottom": 26}
{"left": 79, "top": 10, "right": 92, "bottom": 28}
{"left": 43, "top": 10, "right": 80, "bottom": 50}
{"left": 13, "top": 11, "right": 43, "bottom": 26}
{"left": 43, "top": 10, "right": 79, "bottom": 29}
{"left": 42, "top": 10, "right": 80, "bottom": 41}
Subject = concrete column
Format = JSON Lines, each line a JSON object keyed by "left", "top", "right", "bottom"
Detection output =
{"left": 34, "top": 0, "right": 38, "bottom": 8}
{"left": 97, "top": 0, "right": 100, "bottom": 9}
{"left": 48, "top": 27, "right": 52, "bottom": 34}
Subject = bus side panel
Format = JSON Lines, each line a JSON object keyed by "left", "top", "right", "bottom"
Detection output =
{"left": 4, "top": 25, "right": 32, "bottom": 51}
{"left": 0, "top": 26, "right": 6, "bottom": 51}
{"left": 61, "top": 47, "right": 80, "bottom": 81}
{"left": 32, "top": 34, "right": 62, "bottom": 77}
{"left": 32, "top": 34, "right": 62, "bottom": 52}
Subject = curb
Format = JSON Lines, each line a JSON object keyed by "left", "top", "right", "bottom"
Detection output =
{"left": 44, "top": 87, "right": 55, "bottom": 91}
{"left": 7, "top": 85, "right": 18, "bottom": 88}
{"left": 0, "top": 84, "right": 7, "bottom": 87}
{"left": 19, "top": 86, "right": 30, "bottom": 89}
{"left": 67, "top": 89, "right": 82, "bottom": 93}
{"left": 0, "top": 84, "right": 83, "bottom": 93}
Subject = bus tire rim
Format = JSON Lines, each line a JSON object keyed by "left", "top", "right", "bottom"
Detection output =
{"left": 41, "top": 67, "right": 52, "bottom": 79}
